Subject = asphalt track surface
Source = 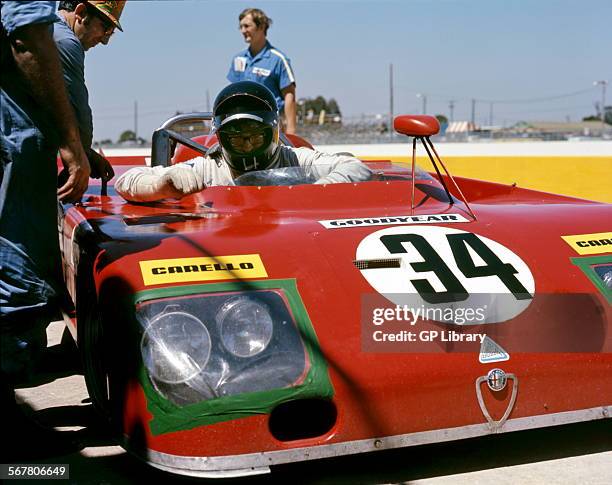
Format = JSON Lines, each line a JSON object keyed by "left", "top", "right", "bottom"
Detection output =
{"left": 8, "top": 322, "right": 612, "bottom": 485}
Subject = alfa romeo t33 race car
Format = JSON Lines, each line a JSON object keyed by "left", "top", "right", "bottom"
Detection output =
{"left": 59, "top": 114, "right": 611, "bottom": 477}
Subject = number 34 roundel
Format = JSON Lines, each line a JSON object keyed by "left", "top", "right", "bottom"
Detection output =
{"left": 356, "top": 226, "right": 535, "bottom": 324}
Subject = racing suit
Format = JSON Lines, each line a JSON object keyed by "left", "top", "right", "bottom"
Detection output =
{"left": 115, "top": 145, "right": 372, "bottom": 202}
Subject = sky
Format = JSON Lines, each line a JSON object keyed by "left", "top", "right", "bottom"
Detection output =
{"left": 82, "top": 0, "right": 612, "bottom": 143}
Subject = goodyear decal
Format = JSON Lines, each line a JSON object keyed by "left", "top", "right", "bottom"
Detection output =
{"left": 139, "top": 254, "right": 267, "bottom": 286}
{"left": 561, "top": 232, "right": 612, "bottom": 255}
{"left": 319, "top": 213, "right": 469, "bottom": 229}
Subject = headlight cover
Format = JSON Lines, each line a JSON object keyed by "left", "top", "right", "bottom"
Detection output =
{"left": 594, "top": 264, "right": 612, "bottom": 290}
{"left": 136, "top": 288, "right": 307, "bottom": 406}
{"left": 571, "top": 256, "right": 612, "bottom": 303}
{"left": 217, "top": 296, "right": 273, "bottom": 358}
{"left": 141, "top": 310, "right": 211, "bottom": 384}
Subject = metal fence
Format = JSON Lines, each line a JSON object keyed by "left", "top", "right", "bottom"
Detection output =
{"left": 96, "top": 114, "right": 612, "bottom": 148}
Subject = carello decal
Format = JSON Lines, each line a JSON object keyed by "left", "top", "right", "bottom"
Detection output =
{"left": 139, "top": 254, "right": 267, "bottom": 286}
{"left": 561, "top": 232, "right": 612, "bottom": 255}
{"left": 319, "top": 213, "right": 469, "bottom": 229}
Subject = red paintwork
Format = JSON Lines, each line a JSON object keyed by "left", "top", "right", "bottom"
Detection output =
{"left": 59, "top": 138, "right": 611, "bottom": 468}
{"left": 394, "top": 115, "right": 440, "bottom": 137}
{"left": 172, "top": 134, "right": 218, "bottom": 163}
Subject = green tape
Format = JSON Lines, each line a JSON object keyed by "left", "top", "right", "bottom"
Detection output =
{"left": 133, "top": 279, "right": 334, "bottom": 435}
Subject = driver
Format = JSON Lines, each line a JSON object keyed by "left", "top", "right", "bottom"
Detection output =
{"left": 115, "top": 81, "right": 371, "bottom": 202}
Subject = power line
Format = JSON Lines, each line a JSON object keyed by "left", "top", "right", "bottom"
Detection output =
{"left": 395, "top": 85, "right": 597, "bottom": 104}
{"left": 494, "top": 104, "right": 597, "bottom": 115}
{"left": 482, "top": 87, "right": 596, "bottom": 104}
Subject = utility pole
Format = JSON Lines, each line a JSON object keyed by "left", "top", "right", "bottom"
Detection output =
{"left": 206, "top": 89, "right": 211, "bottom": 112}
{"left": 593, "top": 80, "right": 608, "bottom": 134}
{"left": 416, "top": 93, "right": 427, "bottom": 114}
{"left": 471, "top": 99, "right": 476, "bottom": 126}
{"left": 134, "top": 100, "right": 138, "bottom": 141}
{"left": 489, "top": 102, "right": 494, "bottom": 126}
{"left": 449, "top": 100, "right": 455, "bottom": 122}
{"left": 389, "top": 63, "right": 394, "bottom": 139}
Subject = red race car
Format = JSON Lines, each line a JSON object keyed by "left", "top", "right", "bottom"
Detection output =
{"left": 59, "top": 114, "right": 611, "bottom": 478}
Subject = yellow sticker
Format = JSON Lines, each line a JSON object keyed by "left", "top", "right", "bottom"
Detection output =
{"left": 561, "top": 232, "right": 612, "bottom": 255}
{"left": 139, "top": 254, "right": 267, "bottom": 286}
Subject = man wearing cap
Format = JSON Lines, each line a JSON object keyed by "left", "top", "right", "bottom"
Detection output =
{"left": 1, "top": 0, "right": 91, "bottom": 458}
{"left": 53, "top": 1, "right": 127, "bottom": 182}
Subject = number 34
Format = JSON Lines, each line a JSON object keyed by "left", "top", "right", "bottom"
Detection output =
{"left": 380, "top": 232, "right": 533, "bottom": 304}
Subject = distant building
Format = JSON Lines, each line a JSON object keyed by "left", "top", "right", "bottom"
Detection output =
{"left": 507, "top": 121, "right": 611, "bottom": 139}
{"left": 445, "top": 121, "right": 478, "bottom": 141}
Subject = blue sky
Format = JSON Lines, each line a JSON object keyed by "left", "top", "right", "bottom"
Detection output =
{"left": 83, "top": 0, "right": 612, "bottom": 142}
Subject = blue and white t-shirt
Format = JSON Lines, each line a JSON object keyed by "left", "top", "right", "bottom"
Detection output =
{"left": 227, "top": 41, "right": 295, "bottom": 111}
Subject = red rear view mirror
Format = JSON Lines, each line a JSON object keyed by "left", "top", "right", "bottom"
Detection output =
{"left": 391, "top": 114, "right": 476, "bottom": 221}
{"left": 394, "top": 115, "right": 440, "bottom": 137}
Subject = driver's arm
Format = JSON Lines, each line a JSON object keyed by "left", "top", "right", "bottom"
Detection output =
{"left": 291, "top": 148, "right": 372, "bottom": 184}
{"left": 115, "top": 160, "right": 205, "bottom": 202}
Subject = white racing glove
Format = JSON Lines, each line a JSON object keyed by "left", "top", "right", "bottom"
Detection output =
{"left": 115, "top": 163, "right": 205, "bottom": 202}
{"left": 161, "top": 165, "right": 205, "bottom": 198}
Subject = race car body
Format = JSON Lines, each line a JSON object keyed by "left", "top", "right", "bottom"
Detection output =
{"left": 59, "top": 114, "right": 611, "bottom": 477}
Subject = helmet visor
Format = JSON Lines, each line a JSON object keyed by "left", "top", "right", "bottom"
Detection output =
{"left": 217, "top": 117, "right": 274, "bottom": 156}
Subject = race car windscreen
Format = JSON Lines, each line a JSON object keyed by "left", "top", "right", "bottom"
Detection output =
{"left": 233, "top": 165, "right": 434, "bottom": 186}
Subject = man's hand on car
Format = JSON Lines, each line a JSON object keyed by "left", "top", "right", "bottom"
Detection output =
{"left": 57, "top": 142, "right": 91, "bottom": 203}
{"left": 88, "top": 149, "right": 115, "bottom": 181}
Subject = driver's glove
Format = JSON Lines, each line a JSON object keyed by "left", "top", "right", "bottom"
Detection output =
{"left": 161, "top": 165, "right": 205, "bottom": 198}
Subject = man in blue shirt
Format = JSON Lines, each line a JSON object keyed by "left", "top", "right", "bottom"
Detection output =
{"left": 227, "top": 8, "right": 297, "bottom": 134}
{"left": 1, "top": 0, "right": 91, "bottom": 458}
{"left": 54, "top": 1, "right": 128, "bottom": 183}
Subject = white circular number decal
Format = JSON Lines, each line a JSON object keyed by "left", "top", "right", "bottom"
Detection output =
{"left": 356, "top": 226, "right": 535, "bottom": 324}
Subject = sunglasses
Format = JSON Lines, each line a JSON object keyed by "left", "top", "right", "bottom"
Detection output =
{"left": 98, "top": 15, "right": 115, "bottom": 36}
{"left": 226, "top": 132, "right": 265, "bottom": 147}
{"left": 87, "top": 6, "right": 116, "bottom": 35}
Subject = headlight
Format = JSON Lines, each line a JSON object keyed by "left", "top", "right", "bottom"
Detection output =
{"left": 141, "top": 309, "right": 211, "bottom": 384}
{"left": 594, "top": 264, "right": 612, "bottom": 289}
{"left": 136, "top": 290, "right": 308, "bottom": 407}
{"left": 217, "top": 297, "right": 273, "bottom": 357}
